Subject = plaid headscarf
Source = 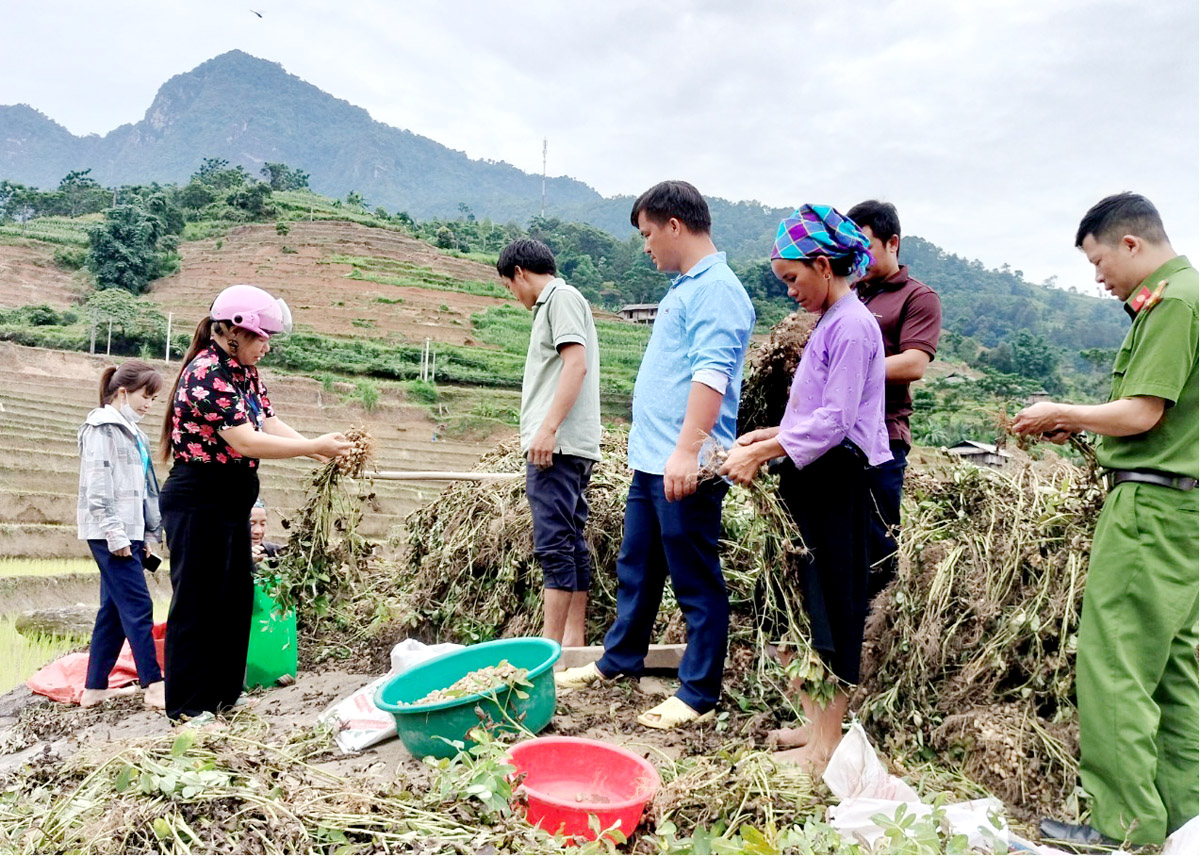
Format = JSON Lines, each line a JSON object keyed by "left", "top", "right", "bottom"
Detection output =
{"left": 771, "top": 204, "right": 872, "bottom": 280}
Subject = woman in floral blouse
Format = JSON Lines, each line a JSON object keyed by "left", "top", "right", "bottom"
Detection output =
{"left": 157, "top": 284, "right": 351, "bottom": 722}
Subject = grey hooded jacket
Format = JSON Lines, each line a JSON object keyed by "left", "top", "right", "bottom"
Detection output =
{"left": 77, "top": 405, "right": 162, "bottom": 552}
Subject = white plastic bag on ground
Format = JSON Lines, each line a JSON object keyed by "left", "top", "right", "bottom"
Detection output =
{"left": 1164, "top": 816, "right": 1200, "bottom": 855}
{"left": 319, "top": 639, "right": 462, "bottom": 753}
{"left": 390, "top": 638, "right": 461, "bottom": 674}
{"left": 823, "top": 721, "right": 1010, "bottom": 850}
{"left": 824, "top": 720, "right": 920, "bottom": 803}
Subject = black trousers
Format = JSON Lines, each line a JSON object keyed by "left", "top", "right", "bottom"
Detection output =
{"left": 777, "top": 443, "right": 871, "bottom": 684}
{"left": 160, "top": 461, "right": 259, "bottom": 719}
{"left": 866, "top": 439, "right": 908, "bottom": 601}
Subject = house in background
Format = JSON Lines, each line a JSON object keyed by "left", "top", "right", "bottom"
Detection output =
{"left": 945, "top": 439, "right": 1011, "bottom": 468}
{"left": 617, "top": 303, "right": 659, "bottom": 324}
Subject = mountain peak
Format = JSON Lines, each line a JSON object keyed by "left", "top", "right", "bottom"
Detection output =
{"left": 0, "top": 51, "right": 599, "bottom": 217}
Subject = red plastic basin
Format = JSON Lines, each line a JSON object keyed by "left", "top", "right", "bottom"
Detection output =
{"left": 506, "top": 736, "right": 661, "bottom": 841}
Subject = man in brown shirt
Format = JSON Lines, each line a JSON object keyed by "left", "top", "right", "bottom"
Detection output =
{"left": 847, "top": 201, "right": 942, "bottom": 598}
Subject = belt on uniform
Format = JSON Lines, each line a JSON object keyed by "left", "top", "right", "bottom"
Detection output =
{"left": 1104, "top": 469, "right": 1199, "bottom": 492}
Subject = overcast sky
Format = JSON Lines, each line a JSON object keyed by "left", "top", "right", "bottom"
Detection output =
{"left": 4, "top": 0, "right": 1197, "bottom": 294}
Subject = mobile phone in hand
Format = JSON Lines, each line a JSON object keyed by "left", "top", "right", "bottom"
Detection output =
{"left": 143, "top": 552, "right": 163, "bottom": 572}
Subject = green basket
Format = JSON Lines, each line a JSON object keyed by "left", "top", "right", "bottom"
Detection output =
{"left": 244, "top": 581, "right": 297, "bottom": 690}
{"left": 374, "top": 637, "right": 561, "bottom": 759}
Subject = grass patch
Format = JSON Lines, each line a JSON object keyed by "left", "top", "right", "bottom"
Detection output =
{"left": 272, "top": 190, "right": 413, "bottom": 232}
{"left": 404, "top": 379, "right": 439, "bottom": 404}
{"left": 268, "top": 329, "right": 527, "bottom": 387}
{"left": 0, "top": 558, "right": 98, "bottom": 577}
{"left": 438, "top": 248, "right": 500, "bottom": 266}
{"left": 0, "top": 216, "right": 93, "bottom": 248}
{"left": 324, "top": 254, "right": 509, "bottom": 299}
{"left": 0, "top": 616, "right": 85, "bottom": 693}
{"left": 180, "top": 220, "right": 231, "bottom": 242}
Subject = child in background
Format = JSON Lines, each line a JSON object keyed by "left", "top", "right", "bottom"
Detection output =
{"left": 77, "top": 360, "right": 166, "bottom": 710}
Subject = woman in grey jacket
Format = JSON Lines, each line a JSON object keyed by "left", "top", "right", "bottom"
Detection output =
{"left": 77, "top": 360, "right": 166, "bottom": 709}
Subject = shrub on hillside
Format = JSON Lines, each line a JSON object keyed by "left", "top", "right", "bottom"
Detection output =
{"left": 405, "top": 380, "right": 439, "bottom": 404}
{"left": 52, "top": 246, "right": 88, "bottom": 271}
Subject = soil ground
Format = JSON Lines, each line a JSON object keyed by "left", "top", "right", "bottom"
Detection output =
{"left": 0, "top": 669, "right": 760, "bottom": 782}
{"left": 0, "top": 241, "right": 86, "bottom": 308}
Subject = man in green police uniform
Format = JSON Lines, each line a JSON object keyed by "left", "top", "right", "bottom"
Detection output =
{"left": 1013, "top": 193, "right": 1198, "bottom": 848}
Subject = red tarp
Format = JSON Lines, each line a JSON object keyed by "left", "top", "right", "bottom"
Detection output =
{"left": 26, "top": 622, "right": 167, "bottom": 704}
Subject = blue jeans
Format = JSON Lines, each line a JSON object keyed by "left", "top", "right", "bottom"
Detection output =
{"left": 527, "top": 455, "right": 594, "bottom": 591}
{"left": 85, "top": 539, "right": 162, "bottom": 689}
{"left": 867, "top": 440, "right": 908, "bottom": 601}
{"left": 597, "top": 472, "right": 729, "bottom": 713}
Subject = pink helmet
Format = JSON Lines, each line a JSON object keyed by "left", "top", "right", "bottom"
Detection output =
{"left": 210, "top": 284, "right": 293, "bottom": 339}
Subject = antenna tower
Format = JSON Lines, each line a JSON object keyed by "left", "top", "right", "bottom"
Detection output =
{"left": 540, "top": 138, "right": 547, "bottom": 218}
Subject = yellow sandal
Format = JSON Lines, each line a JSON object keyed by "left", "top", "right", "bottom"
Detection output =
{"left": 555, "top": 662, "right": 614, "bottom": 692}
{"left": 636, "top": 695, "right": 715, "bottom": 730}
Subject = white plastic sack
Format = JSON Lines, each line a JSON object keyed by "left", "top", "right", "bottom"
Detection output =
{"left": 823, "top": 722, "right": 1010, "bottom": 850}
{"left": 1164, "top": 816, "right": 1200, "bottom": 855}
{"left": 824, "top": 720, "right": 919, "bottom": 803}
{"left": 319, "top": 639, "right": 462, "bottom": 753}
{"left": 390, "top": 638, "right": 461, "bottom": 675}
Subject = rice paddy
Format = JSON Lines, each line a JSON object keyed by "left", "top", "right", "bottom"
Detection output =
{"left": 0, "top": 616, "right": 86, "bottom": 693}
{"left": 0, "top": 558, "right": 98, "bottom": 577}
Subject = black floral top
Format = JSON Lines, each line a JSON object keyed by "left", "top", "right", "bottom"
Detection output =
{"left": 169, "top": 344, "right": 275, "bottom": 467}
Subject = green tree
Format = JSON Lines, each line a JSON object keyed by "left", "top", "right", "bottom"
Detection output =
{"left": 176, "top": 180, "right": 217, "bottom": 210}
{"left": 193, "top": 158, "right": 250, "bottom": 191}
{"left": 57, "top": 169, "right": 108, "bottom": 217}
{"left": 0, "top": 180, "right": 34, "bottom": 222}
{"left": 144, "top": 191, "right": 185, "bottom": 235}
{"left": 1010, "top": 330, "right": 1062, "bottom": 392}
{"left": 86, "top": 205, "right": 169, "bottom": 294}
{"left": 260, "top": 162, "right": 310, "bottom": 191}
{"left": 345, "top": 190, "right": 365, "bottom": 211}
{"left": 226, "top": 183, "right": 276, "bottom": 221}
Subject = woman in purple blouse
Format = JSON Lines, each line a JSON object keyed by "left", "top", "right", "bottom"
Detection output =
{"left": 721, "top": 205, "right": 891, "bottom": 772}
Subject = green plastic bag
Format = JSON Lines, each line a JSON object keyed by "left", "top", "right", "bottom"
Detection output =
{"left": 245, "top": 581, "right": 297, "bottom": 690}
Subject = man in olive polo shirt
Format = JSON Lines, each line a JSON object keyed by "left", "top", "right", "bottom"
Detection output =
{"left": 1014, "top": 193, "right": 1198, "bottom": 848}
{"left": 847, "top": 200, "right": 942, "bottom": 598}
{"left": 498, "top": 238, "right": 602, "bottom": 647}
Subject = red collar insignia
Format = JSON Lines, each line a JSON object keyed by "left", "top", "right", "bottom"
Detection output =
{"left": 1129, "top": 280, "right": 1168, "bottom": 314}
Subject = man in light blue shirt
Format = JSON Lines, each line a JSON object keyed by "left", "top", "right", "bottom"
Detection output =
{"left": 557, "top": 181, "right": 755, "bottom": 729}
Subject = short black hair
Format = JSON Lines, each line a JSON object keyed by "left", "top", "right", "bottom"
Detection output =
{"left": 1075, "top": 192, "right": 1169, "bottom": 248}
{"left": 629, "top": 180, "right": 712, "bottom": 234}
{"left": 847, "top": 200, "right": 901, "bottom": 244}
{"left": 496, "top": 238, "right": 557, "bottom": 279}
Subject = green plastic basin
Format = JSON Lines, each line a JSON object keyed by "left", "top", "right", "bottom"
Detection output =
{"left": 374, "top": 637, "right": 561, "bottom": 759}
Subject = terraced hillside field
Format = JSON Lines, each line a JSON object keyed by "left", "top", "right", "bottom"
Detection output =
{"left": 0, "top": 239, "right": 88, "bottom": 309}
{"left": 0, "top": 341, "right": 509, "bottom": 559}
{"left": 147, "top": 220, "right": 511, "bottom": 346}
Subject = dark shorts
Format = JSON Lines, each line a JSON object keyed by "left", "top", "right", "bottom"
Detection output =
{"left": 526, "top": 454, "right": 595, "bottom": 591}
